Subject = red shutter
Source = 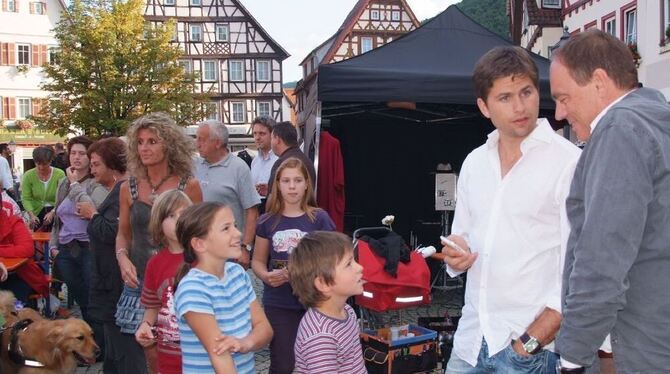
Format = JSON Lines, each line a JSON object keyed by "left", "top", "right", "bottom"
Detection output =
{"left": 29, "top": 2, "right": 34, "bottom": 13}
{"left": 14, "top": 0, "right": 18, "bottom": 11}
{"left": 32, "top": 98, "right": 42, "bottom": 117}
{"left": 2, "top": 0, "right": 7, "bottom": 11}
{"left": 31, "top": 45, "right": 39, "bottom": 67}
{"left": 8, "top": 98, "right": 16, "bottom": 120}
{"left": 2, "top": 98, "right": 8, "bottom": 118}
{"left": 40, "top": 45, "right": 47, "bottom": 66}
{"left": 0, "top": 43, "right": 7, "bottom": 65}
{"left": 42, "top": 1, "right": 46, "bottom": 13}
{"left": 8, "top": 43, "right": 15, "bottom": 65}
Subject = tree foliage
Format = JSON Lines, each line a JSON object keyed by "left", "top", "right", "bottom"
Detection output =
{"left": 457, "top": 0, "right": 510, "bottom": 40}
{"left": 37, "top": 0, "right": 208, "bottom": 137}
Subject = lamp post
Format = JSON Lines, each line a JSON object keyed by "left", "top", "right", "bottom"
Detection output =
{"left": 8, "top": 139, "right": 16, "bottom": 153}
{"left": 7, "top": 139, "right": 17, "bottom": 178}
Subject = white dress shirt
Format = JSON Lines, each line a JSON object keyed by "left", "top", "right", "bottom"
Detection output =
{"left": 448, "top": 120, "right": 581, "bottom": 366}
{"left": 250, "top": 148, "right": 278, "bottom": 189}
{"left": 0, "top": 156, "right": 12, "bottom": 190}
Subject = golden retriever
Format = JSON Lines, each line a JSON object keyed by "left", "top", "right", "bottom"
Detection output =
{"left": 0, "top": 291, "right": 99, "bottom": 374}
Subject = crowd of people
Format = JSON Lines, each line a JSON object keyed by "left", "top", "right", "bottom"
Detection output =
{"left": 0, "top": 29, "right": 669, "bottom": 374}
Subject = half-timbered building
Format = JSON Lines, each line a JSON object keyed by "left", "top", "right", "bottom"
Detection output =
{"left": 144, "top": 0, "right": 289, "bottom": 143}
{"left": 294, "top": 0, "right": 420, "bottom": 135}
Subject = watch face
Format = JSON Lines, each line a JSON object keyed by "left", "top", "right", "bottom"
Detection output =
{"left": 523, "top": 339, "right": 540, "bottom": 353}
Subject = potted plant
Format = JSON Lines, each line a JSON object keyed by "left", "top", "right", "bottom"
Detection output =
{"left": 15, "top": 119, "right": 33, "bottom": 130}
{"left": 628, "top": 43, "right": 641, "bottom": 67}
{"left": 15, "top": 65, "right": 29, "bottom": 74}
{"left": 666, "top": 25, "right": 670, "bottom": 41}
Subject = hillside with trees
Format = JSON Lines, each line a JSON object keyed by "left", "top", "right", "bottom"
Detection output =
{"left": 457, "top": 0, "right": 510, "bottom": 40}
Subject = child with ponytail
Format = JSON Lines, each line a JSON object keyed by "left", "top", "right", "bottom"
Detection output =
{"left": 174, "top": 202, "right": 273, "bottom": 374}
{"left": 135, "top": 190, "right": 192, "bottom": 374}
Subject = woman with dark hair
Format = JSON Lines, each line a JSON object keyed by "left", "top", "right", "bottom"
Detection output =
{"left": 21, "top": 146, "right": 66, "bottom": 230}
{"left": 115, "top": 113, "right": 201, "bottom": 373}
{"left": 50, "top": 136, "right": 107, "bottom": 351}
{"left": 76, "top": 137, "right": 141, "bottom": 373}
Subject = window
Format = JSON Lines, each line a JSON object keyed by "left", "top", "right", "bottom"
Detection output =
{"left": 604, "top": 17, "right": 616, "bottom": 37}
{"left": 257, "top": 102, "right": 271, "bottom": 117}
{"left": 17, "top": 98, "right": 31, "bottom": 119}
{"left": 203, "top": 60, "right": 217, "bottom": 81}
{"left": 542, "top": 0, "right": 560, "bottom": 8}
{"left": 229, "top": 60, "right": 244, "bottom": 81}
{"left": 216, "top": 24, "right": 229, "bottom": 42}
{"left": 179, "top": 60, "right": 192, "bottom": 74}
{"left": 256, "top": 60, "right": 270, "bottom": 81}
{"left": 48, "top": 47, "right": 58, "bottom": 65}
{"left": 231, "top": 102, "right": 245, "bottom": 123}
{"left": 205, "top": 103, "right": 218, "bottom": 120}
{"left": 17, "top": 45, "right": 30, "bottom": 65}
{"left": 361, "top": 37, "right": 373, "bottom": 53}
{"left": 625, "top": 9, "right": 637, "bottom": 44}
{"left": 7, "top": 0, "right": 16, "bottom": 11}
{"left": 34, "top": 2, "right": 45, "bottom": 14}
{"left": 391, "top": 11, "right": 400, "bottom": 21}
{"left": 189, "top": 25, "right": 202, "bottom": 42}
{"left": 0, "top": 98, "right": 3, "bottom": 119}
{"left": 164, "top": 0, "right": 175, "bottom": 5}
{"left": 190, "top": 0, "right": 200, "bottom": 5}
{"left": 370, "top": 10, "right": 380, "bottom": 20}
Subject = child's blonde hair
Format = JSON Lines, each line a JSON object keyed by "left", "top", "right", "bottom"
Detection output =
{"left": 149, "top": 189, "right": 193, "bottom": 246}
{"left": 288, "top": 231, "right": 353, "bottom": 308}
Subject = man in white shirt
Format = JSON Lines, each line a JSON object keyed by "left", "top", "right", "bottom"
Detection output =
{"left": 0, "top": 143, "right": 14, "bottom": 196}
{"left": 250, "top": 116, "right": 278, "bottom": 212}
{"left": 443, "top": 46, "right": 581, "bottom": 373}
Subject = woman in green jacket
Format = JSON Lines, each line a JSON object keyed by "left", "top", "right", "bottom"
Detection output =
{"left": 21, "top": 146, "right": 65, "bottom": 231}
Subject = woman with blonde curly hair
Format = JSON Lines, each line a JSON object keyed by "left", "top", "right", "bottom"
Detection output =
{"left": 115, "top": 112, "right": 202, "bottom": 373}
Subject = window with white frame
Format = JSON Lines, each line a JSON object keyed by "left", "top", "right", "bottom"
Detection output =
{"left": 229, "top": 60, "right": 244, "bottom": 81}
{"left": 203, "top": 60, "right": 217, "bottom": 81}
{"left": 205, "top": 102, "right": 218, "bottom": 120}
{"left": 216, "top": 24, "right": 229, "bottom": 42}
{"left": 604, "top": 17, "right": 616, "bottom": 37}
{"left": 257, "top": 101, "right": 271, "bottom": 117}
{"left": 391, "top": 11, "right": 400, "bottom": 21}
{"left": 190, "top": 0, "right": 200, "bottom": 5}
{"left": 189, "top": 25, "right": 202, "bottom": 42}
{"left": 256, "top": 60, "right": 270, "bottom": 81}
{"left": 164, "top": 0, "right": 175, "bottom": 5}
{"left": 361, "top": 37, "right": 373, "bottom": 53}
{"left": 231, "top": 102, "right": 245, "bottom": 123}
{"left": 542, "top": 0, "right": 560, "bottom": 9}
{"left": 179, "top": 60, "right": 192, "bottom": 74}
{"left": 34, "top": 2, "right": 45, "bottom": 14}
{"left": 370, "top": 10, "right": 380, "bottom": 20}
{"left": 17, "top": 45, "right": 30, "bottom": 65}
{"left": 7, "top": 0, "right": 16, "bottom": 11}
{"left": 17, "top": 98, "right": 31, "bottom": 119}
{"left": 625, "top": 8, "right": 637, "bottom": 44}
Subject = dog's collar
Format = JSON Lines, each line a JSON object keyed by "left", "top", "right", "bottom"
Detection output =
{"left": 8, "top": 319, "right": 46, "bottom": 368}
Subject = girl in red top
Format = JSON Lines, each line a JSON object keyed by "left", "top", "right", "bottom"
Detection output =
{"left": 135, "top": 190, "right": 192, "bottom": 374}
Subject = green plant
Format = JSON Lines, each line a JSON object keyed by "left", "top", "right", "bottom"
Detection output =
{"left": 15, "top": 65, "right": 29, "bottom": 74}
{"left": 628, "top": 43, "right": 641, "bottom": 67}
{"left": 666, "top": 25, "right": 670, "bottom": 40}
{"left": 15, "top": 119, "right": 33, "bottom": 130}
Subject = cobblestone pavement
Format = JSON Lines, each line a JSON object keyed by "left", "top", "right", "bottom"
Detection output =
{"left": 77, "top": 270, "right": 464, "bottom": 373}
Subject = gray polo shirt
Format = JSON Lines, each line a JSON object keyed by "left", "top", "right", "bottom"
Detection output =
{"left": 193, "top": 153, "right": 261, "bottom": 235}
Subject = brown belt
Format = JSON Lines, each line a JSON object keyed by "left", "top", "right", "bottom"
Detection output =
{"left": 598, "top": 350, "right": 614, "bottom": 359}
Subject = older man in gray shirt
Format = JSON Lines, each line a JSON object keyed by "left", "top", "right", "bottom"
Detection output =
{"left": 194, "top": 120, "right": 260, "bottom": 268}
{"left": 550, "top": 30, "right": 670, "bottom": 373}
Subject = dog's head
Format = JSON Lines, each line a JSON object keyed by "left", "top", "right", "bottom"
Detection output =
{"left": 47, "top": 318, "right": 99, "bottom": 366}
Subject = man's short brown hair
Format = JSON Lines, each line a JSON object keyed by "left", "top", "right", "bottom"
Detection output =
{"left": 289, "top": 231, "right": 352, "bottom": 308}
{"left": 552, "top": 29, "right": 638, "bottom": 90}
{"left": 472, "top": 46, "right": 539, "bottom": 101}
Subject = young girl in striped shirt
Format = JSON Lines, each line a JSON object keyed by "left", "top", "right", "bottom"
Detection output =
{"left": 174, "top": 202, "right": 273, "bottom": 374}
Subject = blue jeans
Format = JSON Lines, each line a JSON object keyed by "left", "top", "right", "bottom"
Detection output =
{"left": 55, "top": 241, "right": 92, "bottom": 319}
{"left": 446, "top": 339, "right": 558, "bottom": 374}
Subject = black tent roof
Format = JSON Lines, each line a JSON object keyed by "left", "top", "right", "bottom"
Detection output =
{"left": 318, "top": 5, "right": 555, "bottom": 109}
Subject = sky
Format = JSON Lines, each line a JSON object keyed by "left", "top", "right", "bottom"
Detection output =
{"left": 239, "top": 0, "right": 461, "bottom": 83}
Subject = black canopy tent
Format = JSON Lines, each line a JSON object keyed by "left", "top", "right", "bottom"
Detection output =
{"left": 310, "top": 5, "right": 561, "bottom": 241}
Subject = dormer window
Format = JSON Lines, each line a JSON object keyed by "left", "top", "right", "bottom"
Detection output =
{"left": 542, "top": 0, "right": 560, "bottom": 9}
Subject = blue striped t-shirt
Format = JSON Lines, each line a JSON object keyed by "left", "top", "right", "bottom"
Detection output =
{"left": 175, "top": 263, "right": 256, "bottom": 373}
